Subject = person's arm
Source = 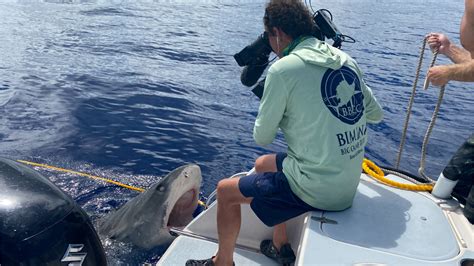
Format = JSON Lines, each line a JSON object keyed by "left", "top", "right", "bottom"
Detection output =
{"left": 253, "top": 69, "right": 288, "bottom": 146}
{"left": 428, "top": 59, "right": 474, "bottom": 86}
{"left": 460, "top": 0, "right": 474, "bottom": 54}
{"left": 444, "top": 44, "right": 472, "bottom": 63}
{"left": 361, "top": 81, "right": 383, "bottom": 124}
{"left": 426, "top": 33, "right": 472, "bottom": 63}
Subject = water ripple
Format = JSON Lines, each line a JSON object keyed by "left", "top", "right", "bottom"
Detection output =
{"left": 0, "top": 0, "right": 472, "bottom": 264}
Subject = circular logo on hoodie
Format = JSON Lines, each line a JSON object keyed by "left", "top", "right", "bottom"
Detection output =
{"left": 321, "top": 66, "right": 364, "bottom": 125}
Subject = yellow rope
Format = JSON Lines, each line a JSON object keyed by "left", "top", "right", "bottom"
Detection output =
{"left": 17, "top": 160, "right": 146, "bottom": 192}
{"left": 362, "top": 158, "right": 433, "bottom": 192}
{"left": 17, "top": 160, "right": 207, "bottom": 207}
{"left": 17, "top": 158, "right": 432, "bottom": 201}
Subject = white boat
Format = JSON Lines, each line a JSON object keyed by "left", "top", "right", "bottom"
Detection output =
{"left": 159, "top": 170, "right": 474, "bottom": 265}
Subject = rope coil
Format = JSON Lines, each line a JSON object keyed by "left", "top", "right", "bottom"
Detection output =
{"left": 362, "top": 158, "right": 433, "bottom": 191}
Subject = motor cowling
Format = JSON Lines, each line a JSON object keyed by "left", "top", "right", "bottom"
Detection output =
{"left": 0, "top": 158, "right": 106, "bottom": 265}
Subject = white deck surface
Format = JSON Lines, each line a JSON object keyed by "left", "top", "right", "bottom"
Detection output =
{"left": 324, "top": 178, "right": 459, "bottom": 260}
{"left": 298, "top": 177, "right": 464, "bottom": 265}
{"left": 159, "top": 236, "right": 279, "bottom": 265}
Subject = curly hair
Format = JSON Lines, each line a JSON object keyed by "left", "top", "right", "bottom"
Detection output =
{"left": 263, "top": 0, "right": 315, "bottom": 38}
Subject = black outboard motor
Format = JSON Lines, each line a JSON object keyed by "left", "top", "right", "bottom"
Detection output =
{"left": 0, "top": 158, "right": 106, "bottom": 265}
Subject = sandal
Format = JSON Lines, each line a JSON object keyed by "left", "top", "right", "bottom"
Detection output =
{"left": 260, "top": 239, "right": 296, "bottom": 265}
{"left": 185, "top": 256, "right": 235, "bottom": 266}
{"left": 185, "top": 256, "right": 216, "bottom": 266}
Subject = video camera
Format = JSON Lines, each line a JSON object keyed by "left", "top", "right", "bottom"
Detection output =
{"left": 233, "top": 9, "right": 355, "bottom": 99}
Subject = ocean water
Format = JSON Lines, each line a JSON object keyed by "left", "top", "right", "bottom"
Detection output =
{"left": 0, "top": 0, "right": 472, "bottom": 264}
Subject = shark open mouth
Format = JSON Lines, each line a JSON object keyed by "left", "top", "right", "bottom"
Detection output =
{"left": 167, "top": 188, "right": 198, "bottom": 228}
{"left": 99, "top": 164, "right": 202, "bottom": 249}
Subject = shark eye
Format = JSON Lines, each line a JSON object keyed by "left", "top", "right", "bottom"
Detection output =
{"left": 157, "top": 185, "right": 165, "bottom": 192}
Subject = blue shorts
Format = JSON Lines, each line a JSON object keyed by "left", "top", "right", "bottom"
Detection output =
{"left": 239, "top": 153, "right": 320, "bottom": 227}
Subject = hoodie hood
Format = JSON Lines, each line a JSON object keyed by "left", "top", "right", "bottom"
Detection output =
{"left": 291, "top": 37, "right": 348, "bottom": 70}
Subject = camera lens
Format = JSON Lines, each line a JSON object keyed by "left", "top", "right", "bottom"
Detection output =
{"left": 233, "top": 33, "right": 272, "bottom": 67}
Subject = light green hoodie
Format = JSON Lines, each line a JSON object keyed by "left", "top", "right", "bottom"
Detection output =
{"left": 253, "top": 37, "right": 383, "bottom": 211}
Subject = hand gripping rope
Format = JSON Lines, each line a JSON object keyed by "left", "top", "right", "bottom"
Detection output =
{"left": 395, "top": 35, "right": 447, "bottom": 183}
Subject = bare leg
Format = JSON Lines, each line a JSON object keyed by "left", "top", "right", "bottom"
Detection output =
{"left": 213, "top": 178, "right": 252, "bottom": 266}
{"left": 255, "top": 154, "right": 278, "bottom": 173}
{"left": 272, "top": 223, "right": 289, "bottom": 250}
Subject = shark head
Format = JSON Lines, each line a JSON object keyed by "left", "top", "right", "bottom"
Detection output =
{"left": 99, "top": 164, "right": 202, "bottom": 249}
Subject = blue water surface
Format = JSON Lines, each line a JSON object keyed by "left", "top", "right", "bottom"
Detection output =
{"left": 0, "top": 0, "right": 472, "bottom": 264}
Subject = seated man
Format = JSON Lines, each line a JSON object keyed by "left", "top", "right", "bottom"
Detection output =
{"left": 187, "top": 0, "right": 383, "bottom": 265}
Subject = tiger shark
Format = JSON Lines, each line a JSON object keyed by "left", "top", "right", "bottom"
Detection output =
{"left": 100, "top": 164, "right": 202, "bottom": 249}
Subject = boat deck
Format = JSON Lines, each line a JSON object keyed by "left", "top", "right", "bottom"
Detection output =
{"left": 160, "top": 236, "right": 279, "bottom": 265}
{"left": 158, "top": 174, "right": 474, "bottom": 265}
{"left": 299, "top": 177, "right": 465, "bottom": 265}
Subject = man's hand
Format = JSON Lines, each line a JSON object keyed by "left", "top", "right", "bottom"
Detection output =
{"left": 427, "top": 65, "right": 451, "bottom": 87}
{"left": 426, "top": 32, "right": 471, "bottom": 64}
{"left": 426, "top": 33, "right": 451, "bottom": 55}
